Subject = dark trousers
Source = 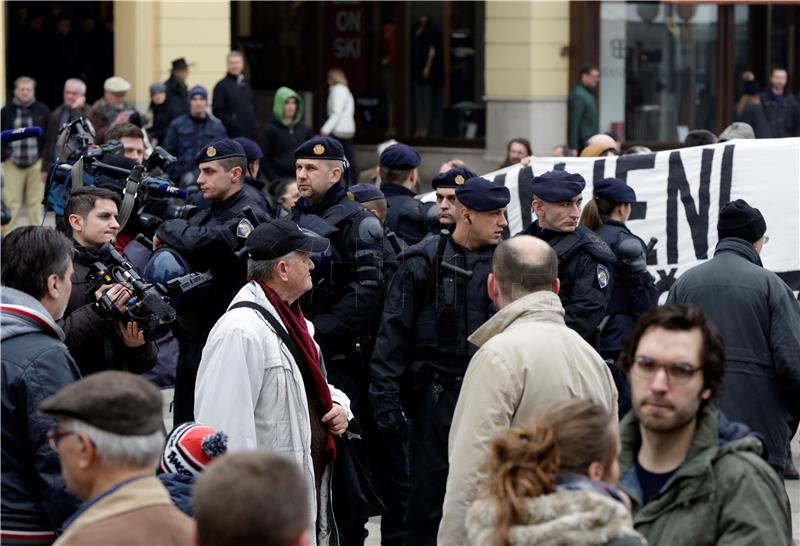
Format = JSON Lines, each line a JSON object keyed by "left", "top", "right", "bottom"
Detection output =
{"left": 172, "top": 334, "right": 206, "bottom": 427}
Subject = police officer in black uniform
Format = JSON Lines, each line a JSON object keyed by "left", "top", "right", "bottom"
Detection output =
{"left": 152, "top": 138, "right": 271, "bottom": 425}
{"left": 523, "top": 170, "right": 615, "bottom": 341}
{"left": 379, "top": 143, "right": 434, "bottom": 245}
{"left": 349, "top": 183, "right": 406, "bottom": 278}
{"left": 370, "top": 176, "right": 510, "bottom": 546}
{"left": 430, "top": 167, "right": 476, "bottom": 235}
{"left": 579, "top": 177, "right": 659, "bottom": 414}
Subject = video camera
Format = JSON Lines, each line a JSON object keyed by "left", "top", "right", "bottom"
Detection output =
{"left": 87, "top": 242, "right": 213, "bottom": 341}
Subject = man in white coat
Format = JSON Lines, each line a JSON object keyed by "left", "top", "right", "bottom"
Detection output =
{"left": 195, "top": 218, "right": 352, "bottom": 546}
{"left": 437, "top": 236, "right": 618, "bottom": 546}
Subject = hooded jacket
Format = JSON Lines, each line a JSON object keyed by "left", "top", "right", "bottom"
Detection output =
{"left": 1, "top": 288, "right": 81, "bottom": 543}
{"left": 261, "top": 87, "right": 312, "bottom": 181}
{"left": 618, "top": 404, "right": 792, "bottom": 545}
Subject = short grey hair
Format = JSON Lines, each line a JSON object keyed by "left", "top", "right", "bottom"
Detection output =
{"left": 63, "top": 419, "right": 164, "bottom": 470}
{"left": 64, "top": 78, "right": 87, "bottom": 96}
{"left": 247, "top": 251, "right": 296, "bottom": 282}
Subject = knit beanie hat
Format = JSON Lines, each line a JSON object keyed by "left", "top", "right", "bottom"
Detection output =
{"left": 160, "top": 422, "right": 228, "bottom": 476}
{"left": 717, "top": 199, "right": 766, "bottom": 243}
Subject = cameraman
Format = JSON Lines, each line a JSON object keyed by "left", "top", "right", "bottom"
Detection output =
{"left": 61, "top": 187, "right": 158, "bottom": 377}
{"left": 104, "top": 122, "right": 145, "bottom": 165}
{"left": 152, "top": 138, "right": 270, "bottom": 425}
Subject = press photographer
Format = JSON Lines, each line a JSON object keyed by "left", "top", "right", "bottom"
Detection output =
{"left": 61, "top": 186, "right": 158, "bottom": 377}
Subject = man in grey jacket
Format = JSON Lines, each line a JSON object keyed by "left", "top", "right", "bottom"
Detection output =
{"left": 667, "top": 199, "right": 800, "bottom": 477}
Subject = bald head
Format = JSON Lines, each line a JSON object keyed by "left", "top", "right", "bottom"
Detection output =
{"left": 586, "top": 133, "right": 619, "bottom": 152}
{"left": 491, "top": 236, "right": 558, "bottom": 306}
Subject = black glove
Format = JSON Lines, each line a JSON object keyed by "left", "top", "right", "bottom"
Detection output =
{"left": 617, "top": 237, "right": 648, "bottom": 276}
{"left": 375, "top": 409, "right": 410, "bottom": 442}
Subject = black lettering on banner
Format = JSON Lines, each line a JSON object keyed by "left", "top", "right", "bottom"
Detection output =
{"left": 719, "top": 144, "right": 735, "bottom": 209}
{"left": 517, "top": 166, "right": 535, "bottom": 229}
{"left": 593, "top": 159, "right": 605, "bottom": 183}
{"left": 615, "top": 153, "right": 656, "bottom": 221}
{"left": 666, "top": 150, "right": 711, "bottom": 264}
{"left": 553, "top": 162, "right": 567, "bottom": 171}
{"left": 655, "top": 268, "right": 678, "bottom": 294}
{"left": 493, "top": 173, "right": 507, "bottom": 186}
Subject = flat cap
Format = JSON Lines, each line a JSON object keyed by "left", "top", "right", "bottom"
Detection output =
{"left": 593, "top": 177, "right": 636, "bottom": 204}
{"left": 233, "top": 137, "right": 263, "bottom": 161}
{"left": 455, "top": 176, "right": 511, "bottom": 212}
{"left": 194, "top": 138, "right": 246, "bottom": 165}
{"left": 246, "top": 218, "right": 330, "bottom": 260}
{"left": 717, "top": 199, "right": 766, "bottom": 243}
{"left": 39, "top": 371, "right": 163, "bottom": 436}
{"left": 432, "top": 167, "right": 477, "bottom": 190}
{"left": 379, "top": 143, "right": 421, "bottom": 169}
{"left": 188, "top": 85, "right": 208, "bottom": 101}
{"left": 104, "top": 76, "right": 131, "bottom": 93}
{"left": 719, "top": 122, "right": 755, "bottom": 142}
{"left": 348, "top": 183, "right": 385, "bottom": 203}
{"left": 295, "top": 136, "right": 345, "bottom": 161}
{"left": 532, "top": 170, "right": 586, "bottom": 202}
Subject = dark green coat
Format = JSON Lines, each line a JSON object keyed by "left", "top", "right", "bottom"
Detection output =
{"left": 567, "top": 83, "right": 598, "bottom": 151}
{"left": 618, "top": 404, "right": 792, "bottom": 546}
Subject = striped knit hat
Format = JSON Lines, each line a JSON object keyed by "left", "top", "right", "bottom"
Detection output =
{"left": 160, "top": 422, "right": 228, "bottom": 476}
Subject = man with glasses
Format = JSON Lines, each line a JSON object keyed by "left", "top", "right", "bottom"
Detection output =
{"left": 667, "top": 199, "right": 800, "bottom": 479}
{"left": 616, "top": 304, "right": 791, "bottom": 545}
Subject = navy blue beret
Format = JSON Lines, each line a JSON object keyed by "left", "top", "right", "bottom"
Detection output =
{"left": 194, "top": 138, "right": 246, "bottom": 165}
{"left": 432, "top": 167, "right": 477, "bottom": 189}
{"left": 593, "top": 177, "right": 636, "bottom": 203}
{"left": 379, "top": 143, "right": 421, "bottom": 169}
{"left": 348, "top": 183, "right": 385, "bottom": 203}
{"left": 455, "top": 177, "right": 511, "bottom": 212}
{"left": 233, "top": 137, "right": 263, "bottom": 161}
{"left": 294, "top": 136, "right": 345, "bottom": 161}
{"left": 531, "top": 170, "right": 586, "bottom": 202}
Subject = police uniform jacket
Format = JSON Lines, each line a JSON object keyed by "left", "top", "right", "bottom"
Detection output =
{"left": 524, "top": 222, "right": 615, "bottom": 342}
{"left": 381, "top": 183, "right": 430, "bottom": 246}
{"left": 369, "top": 234, "right": 495, "bottom": 418}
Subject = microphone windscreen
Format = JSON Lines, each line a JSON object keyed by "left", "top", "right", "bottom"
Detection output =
{"left": 0, "top": 126, "right": 43, "bottom": 143}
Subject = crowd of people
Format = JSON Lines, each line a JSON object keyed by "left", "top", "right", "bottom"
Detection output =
{"left": 1, "top": 54, "right": 800, "bottom": 546}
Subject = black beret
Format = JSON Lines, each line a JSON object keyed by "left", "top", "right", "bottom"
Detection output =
{"left": 593, "top": 177, "right": 636, "bottom": 204}
{"left": 233, "top": 137, "right": 263, "bottom": 161}
{"left": 455, "top": 176, "right": 511, "bottom": 212}
{"left": 294, "top": 136, "right": 345, "bottom": 161}
{"left": 717, "top": 199, "right": 766, "bottom": 243}
{"left": 348, "top": 183, "right": 385, "bottom": 203}
{"left": 532, "top": 170, "right": 586, "bottom": 202}
{"left": 194, "top": 138, "right": 246, "bottom": 165}
{"left": 39, "top": 371, "right": 163, "bottom": 436}
{"left": 379, "top": 143, "right": 421, "bottom": 169}
{"left": 246, "top": 218, "right": 330, "bottom": 260}
{"left": 432, "top": 167, "right": 477, "bottom": 189}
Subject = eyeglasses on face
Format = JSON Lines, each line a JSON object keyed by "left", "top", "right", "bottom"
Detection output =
{"left": 631, "top": 356, "right": 702, "bottom": 385}
{"left": 47, "top": 427, "right": 77, "bottom": 451}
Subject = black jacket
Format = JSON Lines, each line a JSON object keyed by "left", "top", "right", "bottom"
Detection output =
{"left": 212, "top": 73, "right": 257, "bottom": 139}
{"left": 382, "top": 183, "right": 431, "bottom": 246}
{"left": 759, "top": 90, "right": 800, "bottom": 138}
{"left": 60, "top": 241, "right": 159, "bottom": 377}
{"left": 261, "top": 118, "right": 312, "bottom": 181}
{"left": 163, "top": 76, "right": 188, "bottom": 125}
{"left": 1, "top": 101, "right": 50, "bottom": 164}
{"left": 1, "top": 288, "right": 82, "bottom": 540}
{"left": 667, "top": 238, "right": 800, "bottom": 470}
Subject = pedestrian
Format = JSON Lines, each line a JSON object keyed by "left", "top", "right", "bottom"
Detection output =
{"left": 320, "top": 68, "right": 358, "bottom": 184}
{"left": 1, "top": 76, "right": 50, "bottom": 229}
{"left": 146, "top": 82, "right": 170, "bottom": 145}
{"left": 580, "top": 177, "right": 659, "bottom": 415}
{"left": 163, "top": 85, "right": 227, "bottom": 186}
{"left": 379, "top": 142, "right": 432, "bottom": 245}
{"left": 499, "top": 137, "right": 532, "bottom": 168}
{"left": 41, "top": 78, "right": 89, "bottom": 177}
{"left": 194, "top": 218, "right": 350, "bottom": 545}
{"left": 439, "top": 236, "right": 619, "bottom": 545}
{"left": 430, "top": 167, "right": 475, "bottom": 234}
{"left": 523, "top": 170, "right": 616, "bottom": 342}
{"left": 568, "top": 66, "right": 600, "bottom": 152}
{"left": 261, "top": 86, "right": 312, "bottom": 182}
{"left": 759, "top": 67, "right": 800, "bottom": 137}
{"left": 1, "top": 226, "right": 81, "bottom": 545}
{"left": 734, "top": 71, "right": 770, "bottom": 138}
{"left": 272, "top": 177, "right": 300, "bottom": 217}
{"left": 86, "top": 76, "right": 132, "bottom": 143}
{"left": 666, "top": 199, "right": 800, "bottom": 478}
{"left": 465, "top": 400, "right": 643, "bottom": 546}
{"left": 683, "top": 129, "right": 718, "bottom": 147}
{"left": 212, "top": 50, "right": 257, "bottom": 139}
{"left": 717, "top": 121, "right": 755, "bottom": 142}
{"left": 617, "top": 304, "right": 792, "bottom": 545}
{"left": 370, "top": 176, "right": 510, "bottom": 546}
{"left": 194, "top": 452, "right": 311, "bottom": 546}
{"left": 40, "top": 371, "right": 194, "bottom": 546}
{"left": 163, "top": 57, "right": 190, "bottom": 125}
{"left": 152, "top": 139, "right": 271, "bottom": 426}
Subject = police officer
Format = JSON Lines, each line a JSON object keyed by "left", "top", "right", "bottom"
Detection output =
{"left": 379, "top": 143, "right": 433, "bottom": 245}
{"left": 370, "top": 176, "right": 510, "bottom": 546}
{"left": 232, "top": 136, "right": 271, "bottom": 211}
{"left": 430, "top": 167, "right": 476, "bottom": 234}
{"left": 152, "top": 138, "right": 270, "bottom": 425}
{"left": 349, "top": 183, "right": 406, "bottom": 276}
{"left": 523, "top": 170, "right": 615, "bottom": 342}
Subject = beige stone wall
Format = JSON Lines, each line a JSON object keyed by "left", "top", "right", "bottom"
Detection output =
{"left": 114, "top": 1, "right": 231, "bottom": 110}
{"left": 0, "top": 0, "right": 6, "bottom": 105}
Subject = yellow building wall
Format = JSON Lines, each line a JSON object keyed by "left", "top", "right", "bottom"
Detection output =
{"left": 114, "top": 1, "right": 231, "bottom": 109}
{"left": 0, "top": 0, "right": 6, "bottom": 105}
{"left": 485, "top": 0, "right": 570, "bottom": 99}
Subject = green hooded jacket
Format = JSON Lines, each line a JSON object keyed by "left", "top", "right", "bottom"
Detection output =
{"left": 618, "top": 404, "right": 792, "bottom": 546}
{"left": 272, "top": 86, "right": 304, "bottom": 127}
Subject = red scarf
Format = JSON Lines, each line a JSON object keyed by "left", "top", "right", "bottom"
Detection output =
{"left": 258, "top": 282, "right": 337, "bottom": 463}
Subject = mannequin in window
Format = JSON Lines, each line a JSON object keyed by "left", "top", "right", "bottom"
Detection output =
{"left": 411, "top": 15, "right": 443, "bottom": 138}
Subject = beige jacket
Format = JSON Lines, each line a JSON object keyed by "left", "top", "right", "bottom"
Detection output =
{"left": 437, "top": 291, "right": 618, "bottom": 546}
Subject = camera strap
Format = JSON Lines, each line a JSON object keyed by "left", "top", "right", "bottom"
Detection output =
{"left": 117, "top": 178, "right": 139, "bottom": 230}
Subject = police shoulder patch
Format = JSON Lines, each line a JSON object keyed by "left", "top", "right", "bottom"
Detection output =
{"left": 597, "top": 264, "right": 610, "bottom": 289}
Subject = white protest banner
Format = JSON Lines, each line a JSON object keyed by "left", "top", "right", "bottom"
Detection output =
{"left": 438, "top": 138, "right": 800, "bottom": 293}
